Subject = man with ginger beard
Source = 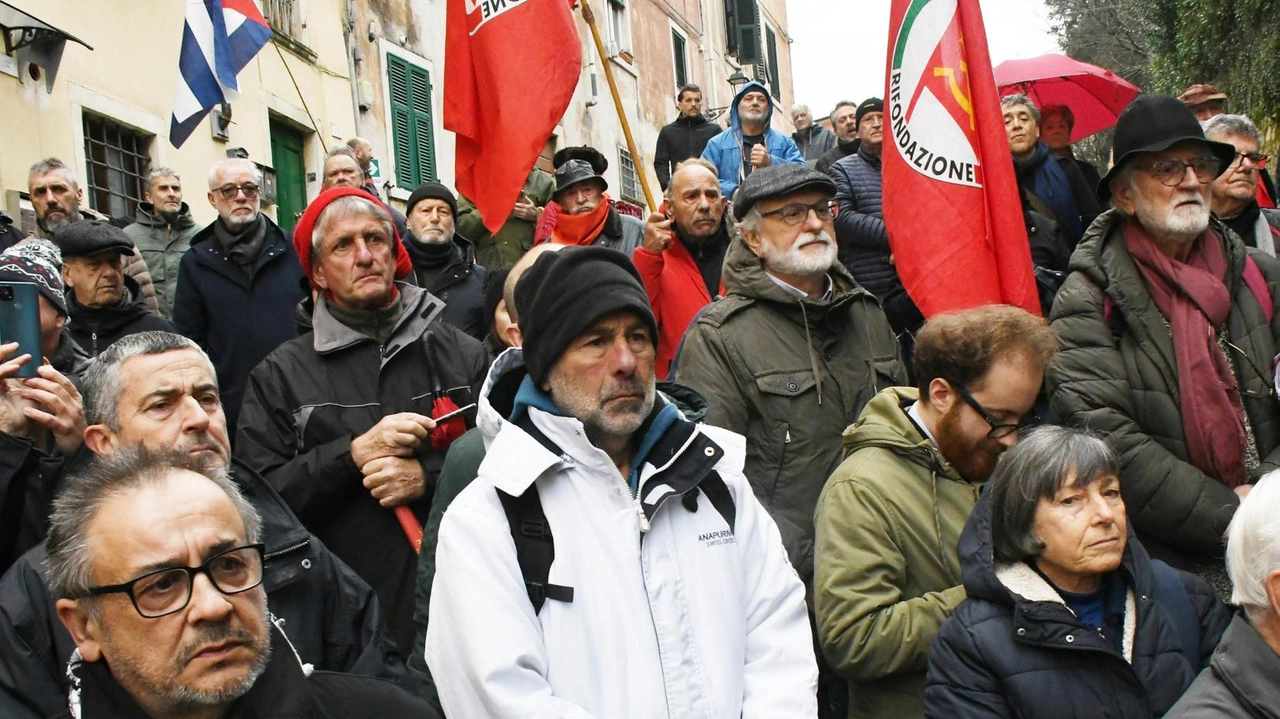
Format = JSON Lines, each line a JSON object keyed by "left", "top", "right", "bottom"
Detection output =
{"left": 1047, "top": 95, "right": 1280, "bottom": 579}
{"left": 814, "top": 305, "right": 1056, "bottom": 719}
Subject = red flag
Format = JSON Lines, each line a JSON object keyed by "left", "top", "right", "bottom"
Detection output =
{"left": 882, "top": 0, "right": 1039, "bottom": 317}
{"left": 446, "top": 0, "right": 581, "bottom": 234}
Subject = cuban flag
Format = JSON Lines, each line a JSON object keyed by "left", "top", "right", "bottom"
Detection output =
{"left": 170, "top": 0, "right": 272, "bottom": 148}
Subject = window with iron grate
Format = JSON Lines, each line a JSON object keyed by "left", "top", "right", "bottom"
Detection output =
{"left": 82, "top": 112, "right": 152, "bottom": 220}
{"left": 618, "top": 146, "right": 641, "bottom": 205}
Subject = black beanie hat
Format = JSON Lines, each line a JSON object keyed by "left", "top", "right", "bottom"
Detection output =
{"left": 406, "top": 182, "right": 459, "bottom": 217}
{"left": 515, "top": 246, "right": 657, "bottom": 385}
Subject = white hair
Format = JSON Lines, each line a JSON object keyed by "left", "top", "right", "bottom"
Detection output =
{"left": 1227, "top": 471, "right": 1280, "bottom": 622}
{"left": 207, "top": 157, "right": 262, "bottom": 190}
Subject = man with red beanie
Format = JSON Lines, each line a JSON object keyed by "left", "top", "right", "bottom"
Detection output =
{"left": 235, "top": 186, "right": 488, "bottom": 656}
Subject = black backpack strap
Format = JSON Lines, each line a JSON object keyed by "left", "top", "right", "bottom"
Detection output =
{"left": 681, "top": 471, "right": 736, "bottom": 534}
{"left": 496, "top": 486, "right": 574, "bottom": 614}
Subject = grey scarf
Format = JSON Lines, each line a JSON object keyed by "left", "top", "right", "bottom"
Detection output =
{"left": 213, "top": 214, "right": 268, "bottom": 278}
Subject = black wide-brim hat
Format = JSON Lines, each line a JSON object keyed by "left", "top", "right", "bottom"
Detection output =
{"left": 553, "top": 159, "right": 608, "bottom": 198}
{"left": 1097, "top": 94, "right": 1237, "bottom": 201}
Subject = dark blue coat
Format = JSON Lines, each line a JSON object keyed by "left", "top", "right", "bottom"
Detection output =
{"left": 924, "top": 492, "right": 1231, "bottom": 719}
{"left": 172, "top": 217, "right": 307, "bottom": 434}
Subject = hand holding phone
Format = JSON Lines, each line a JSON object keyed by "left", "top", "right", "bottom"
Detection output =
{"left": 0, "top": 282, "right": 42, "bottom": 378}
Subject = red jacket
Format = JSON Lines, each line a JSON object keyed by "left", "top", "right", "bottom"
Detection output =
{"left": 632, "top": 237, "right": 720, "bottom": 379}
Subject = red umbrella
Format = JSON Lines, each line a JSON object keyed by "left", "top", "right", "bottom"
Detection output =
{"left": 994, "top": 53, "right": 1141, "bottom": 143}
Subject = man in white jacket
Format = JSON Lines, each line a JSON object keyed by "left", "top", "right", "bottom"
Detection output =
{"left": 427, "top": 246, "right": 817, "bottom": 717}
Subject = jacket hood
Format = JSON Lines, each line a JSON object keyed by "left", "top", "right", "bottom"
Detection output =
{"left": 841, "top": 386, "right": 958, "bottom": 477}
{"left": 728, "top": 80, "right": 774, "bottom": 134}
{"left": 133, "top": 202, "right": 195, "bottom": 229}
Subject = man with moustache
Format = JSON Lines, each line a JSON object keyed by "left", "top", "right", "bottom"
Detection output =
{"left": 701, "top": 81, "right": 804, "bottom": 199}
{"left": 402, "top": 183, "right": 488, "bottom": 340}
{"left": 427, "top": 246, "right": 817, "bottom": 717}
{"left": 676, "top": 163, "right": 904, "bottom": 596}
{"left": 0, "top": 332, "right": 407, "bottom": 718}
{"left": 1049, "top": 95, "right": 1280, "bottom": 575}
{"left": 173, "top": 157, "right": 306, "bottom": 435}
{"left": 633, "top": 158, "right": 731, "bottom": 378}
{"left": 816, "top": 101, "right": 862, "bottom": 175}
{"left": 27, "top": 158, "right": 157, "bottom": 311}
{"left": 815, "top": 305, "right": 1056, "bottom": 719}
{"left": 1203, "top": 114, "right": 1280, "bottom": 255}
{"left": 45, "top": 449, "right": 426, "bottom": 717}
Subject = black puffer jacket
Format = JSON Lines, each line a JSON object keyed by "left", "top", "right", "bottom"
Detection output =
{"left": 67, "top": 275, "right": 175, "bottom": 356}
{"left": 235, "top": 283, "right": 489, "bottom": 656}
{"left": 0, "top": 458, "right": 406, "bottom": 719}
{"left": 828, "top": 145, "right": 922, "bottom": 336}
{"left": 829, "top": 146, "right": 895, "bottom": 295}
{"left": 1047, "top": 210, "right": 1280, "bottom": 563}
{"left": 925, "top": 492, "right": 1230, "bottom": 719}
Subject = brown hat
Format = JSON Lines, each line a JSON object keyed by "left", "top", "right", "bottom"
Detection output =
{"left": 1178, "top": 83, "right": 1228, "bottom": 107}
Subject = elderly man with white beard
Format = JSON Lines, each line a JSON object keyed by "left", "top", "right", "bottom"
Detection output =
{"left": 676, "top": 163, "right": 904, "bottom": 596}
{"left": 1048, "top": 94, "right": 1280, "bottom": 582}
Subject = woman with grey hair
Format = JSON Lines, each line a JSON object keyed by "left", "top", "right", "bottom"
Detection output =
{"left": 924, "top": 425, "right": 1230, "bottom": 718}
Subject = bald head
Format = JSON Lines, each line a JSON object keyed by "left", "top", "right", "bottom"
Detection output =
{"left": 504, "top": 242, "right": 566, "bottom": 324}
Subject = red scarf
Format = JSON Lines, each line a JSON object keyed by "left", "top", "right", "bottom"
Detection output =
{"left": 1123, "top": 222, "right": 1248, "bottom": 488}
{"left": 551, "top": 193, "right": 612, "bottom": 246}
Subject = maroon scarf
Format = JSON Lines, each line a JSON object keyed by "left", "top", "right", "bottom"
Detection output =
{"left": 1124, "top": 222, "right": 1248, "bottom": 488}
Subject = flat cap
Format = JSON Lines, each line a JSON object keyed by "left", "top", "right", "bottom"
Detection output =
{"left": 733, "top": 163, "right": 837, "bottom": 221}
{"left": 52, "top": 220, "right": 135, "bottom": 258}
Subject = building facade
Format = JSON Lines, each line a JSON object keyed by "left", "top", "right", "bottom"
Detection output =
{"left": 0, "top": 0, "right": 794, "bottom": 236}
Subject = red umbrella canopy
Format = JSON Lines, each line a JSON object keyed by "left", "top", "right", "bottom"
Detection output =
{"left": 994, "top": 53, "right": 1141, "bottom": 143}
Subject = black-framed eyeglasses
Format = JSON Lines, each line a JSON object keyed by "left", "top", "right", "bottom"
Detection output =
{"left": 1135, "top": 157, "right": 1221, "bottom": 187}
{"left": 759, "top": 200, "right": 836, "bottom": 226}
{"left": 1231, "top": 152, "right": 1269, "bottom": 170}
{"left": 215, "top": 183, "right": 260, "bottom": 200}
{"left": 80, "top": 544, "right": 265, "bottom": 618}
{"left": 951, "top": 382, "right": 1029, "bottom": 439}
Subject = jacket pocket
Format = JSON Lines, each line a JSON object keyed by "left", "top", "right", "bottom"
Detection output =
{"left": 871, "top": 356, "right": 901, "bottom": 393}
{"left": 753, "top": 370, "right": 815, "bottom": 504}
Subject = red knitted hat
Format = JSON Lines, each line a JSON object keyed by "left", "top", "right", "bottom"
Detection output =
{"left": 291, "top": 185, "right": 413, "bottom": 289}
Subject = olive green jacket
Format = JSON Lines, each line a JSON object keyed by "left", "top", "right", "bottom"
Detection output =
{"left": 675, "top": 237, "right": 903, "bottom": 588}
{"left": 814, "top": 387, "right": 977, "bottom": 719}
{"left": 1047, "top": 210, "right": 1280, "bottom": 564}
{"left": 455, "top": 168, "right": 555, "bottom": 271}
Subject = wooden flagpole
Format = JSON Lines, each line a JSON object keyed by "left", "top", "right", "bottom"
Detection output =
{"left": 579, "top": 0, "right": 658, "bottom": 213}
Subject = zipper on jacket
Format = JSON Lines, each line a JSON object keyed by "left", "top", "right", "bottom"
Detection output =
{"left": 618, "top": 469, "right": 651, "bottom": 534}
{"left": 264, "top": 538, "right": 310, "bottom": 561}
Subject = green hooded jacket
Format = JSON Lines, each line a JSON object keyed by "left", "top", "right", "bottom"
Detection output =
{"left": 814, "top": 387, "right": 979, "bottom": 719}
{"left": 676, "top": 236, "right": 904, "bottom": 588}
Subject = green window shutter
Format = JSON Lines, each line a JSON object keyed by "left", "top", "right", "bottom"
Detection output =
{"left": 387, "top": 53, "right": 438, "bottom": 188}
{"left": 388, "top": 55, "right": 416, "bottom": 188}
{"left": 408, "top": 64, "right": 437, "bottom": 183}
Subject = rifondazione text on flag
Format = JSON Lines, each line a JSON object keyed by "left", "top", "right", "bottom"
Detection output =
{"left": 888, "top": 0, "right": 981, "bottom": 189}
{"left": 464, "top": 0, "right": 530, "bottom": 35}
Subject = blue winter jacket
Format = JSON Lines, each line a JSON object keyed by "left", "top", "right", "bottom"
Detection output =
{"left": 700, "top": 81, "right": 805, "bottom": 199}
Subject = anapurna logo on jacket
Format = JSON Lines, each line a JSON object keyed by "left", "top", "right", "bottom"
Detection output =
{"left": 888, "top": 0, "right": 981, "bottom": 188}
{"left": 698, "top": 529, "right": 735, "bottom": 547}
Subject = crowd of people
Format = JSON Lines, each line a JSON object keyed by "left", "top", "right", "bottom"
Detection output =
{"left": 0, "top": 72, "right": 1278, "bottom": 719}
